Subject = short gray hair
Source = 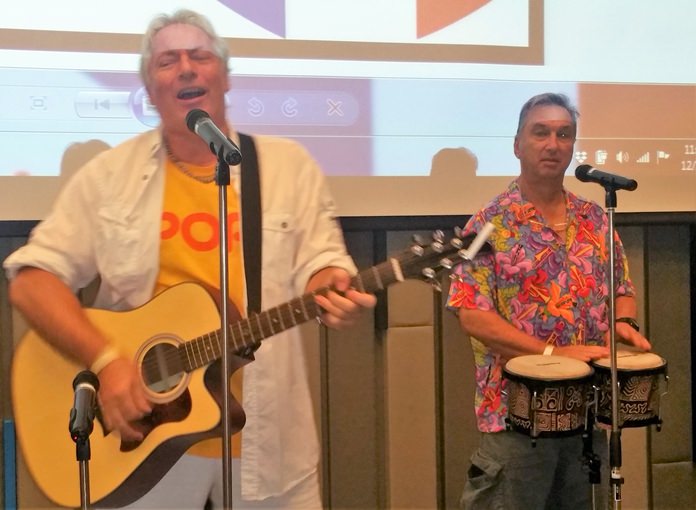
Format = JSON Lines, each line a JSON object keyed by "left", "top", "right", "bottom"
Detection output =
{"left": 139, "top": 9, "right": 229, "bottom": 86}
{"left": 516, "top": 93, "right": 579, "bottom": 135}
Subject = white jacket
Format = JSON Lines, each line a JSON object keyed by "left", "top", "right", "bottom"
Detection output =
{"left": 4, "top": 129, "right": 356, "bottom": 500}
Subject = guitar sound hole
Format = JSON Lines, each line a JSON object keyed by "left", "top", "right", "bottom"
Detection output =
{"left": 141, "top": 342, "right": 186, "bottom": 395}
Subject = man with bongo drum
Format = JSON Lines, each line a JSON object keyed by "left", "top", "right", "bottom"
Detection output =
{"left": 446, "top": 92, "right": 651, "bottom": 509}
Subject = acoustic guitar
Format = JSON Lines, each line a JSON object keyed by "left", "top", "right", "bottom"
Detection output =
{"left": 11, "top": 226, "right": 492, "bottom": 507}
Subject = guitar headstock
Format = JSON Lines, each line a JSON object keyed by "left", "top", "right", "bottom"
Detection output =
{"left": 395, "top": 222, "right": 495, "bottom": 290}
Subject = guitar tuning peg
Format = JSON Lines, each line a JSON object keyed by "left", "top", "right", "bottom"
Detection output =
{"left": 412, "top": 234, "right": 425, "bottom": 245}
{"left": 422, "top": 267, "right": 436, "bottom": 280}
{"left": 454, "top": 226, "right": 463, "bottom": 238}
{"left": 432, "top": 230, "right": 445, "bottom": 243}
{"left": 451, "top": 237, "right": 464, "bottom": 249}
{"left": 440, "top": 258, "right": 453, "bottom": 270}
{"left": 422, "top": 267, "right": 442, "bottom": 291}
{"left": 411, "top": 244, "right": 425, "bottom": 256}
{"left": 431, "top": 241, "right": 444, "bottom": 253}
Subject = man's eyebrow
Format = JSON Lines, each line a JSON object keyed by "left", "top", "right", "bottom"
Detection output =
{"left": 155, "top": 47, "right": 208, "bottom": 56}
{"left": 530, "top": 121, "right": 573, "bottom": 129}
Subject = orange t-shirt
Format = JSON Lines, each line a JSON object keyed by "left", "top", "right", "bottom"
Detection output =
{"left": 155, "top": 159, "right": 245, "bottom": 457}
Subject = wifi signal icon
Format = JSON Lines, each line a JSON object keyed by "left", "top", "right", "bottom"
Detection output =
{"left": 615, "top": 151, "right": 630, "bottom": 164}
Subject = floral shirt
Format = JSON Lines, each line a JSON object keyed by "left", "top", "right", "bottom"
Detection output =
{"left": 446, "top": 180, "right": 634, "bottom": 432}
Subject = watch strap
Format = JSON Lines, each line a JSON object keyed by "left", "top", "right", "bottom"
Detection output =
{"left": 616, "top": 317, "right": 640, "bottom": 332}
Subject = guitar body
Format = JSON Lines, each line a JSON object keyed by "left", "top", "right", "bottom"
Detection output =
{"left": 11, "top": 282, "right": 246, "bottom": 508}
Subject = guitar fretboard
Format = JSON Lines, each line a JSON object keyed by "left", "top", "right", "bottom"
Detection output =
{"left": 178, "top": 256, "right": 407, "bottom": 372}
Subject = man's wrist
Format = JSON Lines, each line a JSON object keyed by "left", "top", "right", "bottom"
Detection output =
{"left": 616, "top": 317, "right": 640, "bottom": 332}
{"left": 90, "top": 346, "right": 120, "bottom": 374}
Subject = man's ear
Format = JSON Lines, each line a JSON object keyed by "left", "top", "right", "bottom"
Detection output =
{"left": 513, "top": 136, "right": 521, "bottom": 159}
{"left": 145, "top": 86, "right": 153, "bottom": 105}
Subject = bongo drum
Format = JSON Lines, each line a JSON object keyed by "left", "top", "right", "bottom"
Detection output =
{"left": 592, "top": 351, "right": 668, "bottom": 429}
{"left": 504, "top": 355, "right": 594, "bottom": 439}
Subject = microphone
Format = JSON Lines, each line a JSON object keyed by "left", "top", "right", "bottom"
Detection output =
{"left": 69, "top": 370, "right": 99, "bottom": 442}
{"left": 575, "top": 164, "right": 637, "bottom": 191}
{"left": 185, "top": 109, "right": 242, "bottom": 166}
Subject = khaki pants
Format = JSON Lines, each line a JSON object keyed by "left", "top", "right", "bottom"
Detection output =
{"left": 461, "top": 430, "right": 609, "bottom": 510}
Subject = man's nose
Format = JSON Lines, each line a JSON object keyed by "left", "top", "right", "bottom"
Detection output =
{"left": 178, "top": 54, "right": 196, "bottom": 78}
{"left": 545, "top": 133, "right": 560, "bottom": 150}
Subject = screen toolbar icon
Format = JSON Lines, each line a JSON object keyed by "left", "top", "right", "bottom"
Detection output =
{"left": 616, "top": 151, "right": 630, "bottom": 163}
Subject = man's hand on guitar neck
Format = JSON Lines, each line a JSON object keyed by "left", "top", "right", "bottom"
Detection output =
{"left": 307, "top": 267, "right": 377, "bottom": 330}
{"left": 97, "top": 357, "right": 153, "bottom": 442}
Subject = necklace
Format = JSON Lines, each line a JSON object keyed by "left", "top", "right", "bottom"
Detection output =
{"left": 162, "top": 138, "right": 216, "bottom": 183}
{"left": 530, "top": 219, "right": 568, "bottom": 231}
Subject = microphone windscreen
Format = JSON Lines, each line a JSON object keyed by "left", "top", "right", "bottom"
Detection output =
{"left": 185, "top": 109, "right": 209, "bottom": 132}
{"left": 72, "top": 370, "right": 99, "bottom": 391}
{"left": 574, "top": 164, "right": 592, "bottom": 182}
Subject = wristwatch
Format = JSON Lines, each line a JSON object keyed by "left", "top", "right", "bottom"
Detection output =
{"left": 616, "top": 317, "right": 640, "bottom": 332}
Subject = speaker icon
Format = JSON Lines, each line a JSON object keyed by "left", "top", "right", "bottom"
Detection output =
{"left": 615, "top": 151, "right": 630, "bottom": 163}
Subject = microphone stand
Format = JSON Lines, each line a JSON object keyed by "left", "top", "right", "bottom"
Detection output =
{"left": 69, "top": 372, "right": 98, "bottom": 510}
{"left": 604, "top": 186, "right": 623, "bottom": 509}
{"left": 75, "top": 437, "right": 92, "bottom": 510}
{"left": 213, "top": 145, "right": 237, "bottom": 510}
{"left": 583, "top": 407, "right": 602, "bottom": 509}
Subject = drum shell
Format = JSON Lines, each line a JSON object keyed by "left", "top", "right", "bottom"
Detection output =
{"left": 504, "top": 365, "right": 593, "bottom": 438}
{"left": 592, "top": 355, "right": 667, "bottom": 428}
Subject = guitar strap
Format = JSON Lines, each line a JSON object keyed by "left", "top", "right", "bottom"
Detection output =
{"left": 238, "top": 133, "right": 262, "bottom": 315}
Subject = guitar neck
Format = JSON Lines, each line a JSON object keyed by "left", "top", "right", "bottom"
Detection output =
{"left": 179, "top": 257, "right": 405, "bottom": 372}
{"left": 173, "top": 224, "right": 494, "bottom": 374}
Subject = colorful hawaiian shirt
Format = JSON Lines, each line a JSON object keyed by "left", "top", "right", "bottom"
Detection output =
{"left": 446, "top": 180, "right": 634, "bottom": 432}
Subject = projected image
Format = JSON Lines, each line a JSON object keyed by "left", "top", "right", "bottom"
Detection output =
{"left": 220, "top": 0, "right": 490, "bottom": 41}
{"left": 226, "top": 0, "right": 496, "bottom": 39}
{"left": 0, "top": 0, "right": 538, "bottom": 178}
{"left": 1, "top": 0, "right": 533, "bottom": 54}
{"left": 0, "top": 1, "right": 695, "bottom": 217}
{"left": 214, "top": 0, "right": 530, "bottom": 49}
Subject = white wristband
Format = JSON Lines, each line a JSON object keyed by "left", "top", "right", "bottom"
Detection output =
{"left": 90, "top": 346, "right": 119, "bottom": 374}
{"left": 543, "top": 344, "right": 555, "bottom": 356}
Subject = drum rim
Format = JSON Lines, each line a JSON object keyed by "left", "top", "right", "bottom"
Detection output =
{"left": 592, "top": 355, "right": 667, "bottom": 374}
{"left": 593, "top": 366, "right": 666, "bottom": 377}
{"left": 502, "top": 368, "right": 595, "bottom": 384}
{"left": 504, "top": 354, "right": 594, "bottom": 381}
{"left": 595, "top": 413, "right": 662, "bottom": 429}
{"left": 505, "top": 422, "right": 587, "bottom": 438}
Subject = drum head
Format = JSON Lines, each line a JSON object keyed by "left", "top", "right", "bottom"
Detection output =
{"left": 504, "top": 355, "right": 593, "bottom": 381}
{"left": 593, "top": 351, "right": 666, "bottom": 371}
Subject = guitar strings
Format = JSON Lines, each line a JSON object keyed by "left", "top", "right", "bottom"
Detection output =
{"left": 137, "top": 266, "right": 391, "bottom": 385}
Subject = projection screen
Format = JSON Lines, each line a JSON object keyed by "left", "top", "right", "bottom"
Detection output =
{"left": 0, "top": 0, "right": 695, "bottom": 219}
